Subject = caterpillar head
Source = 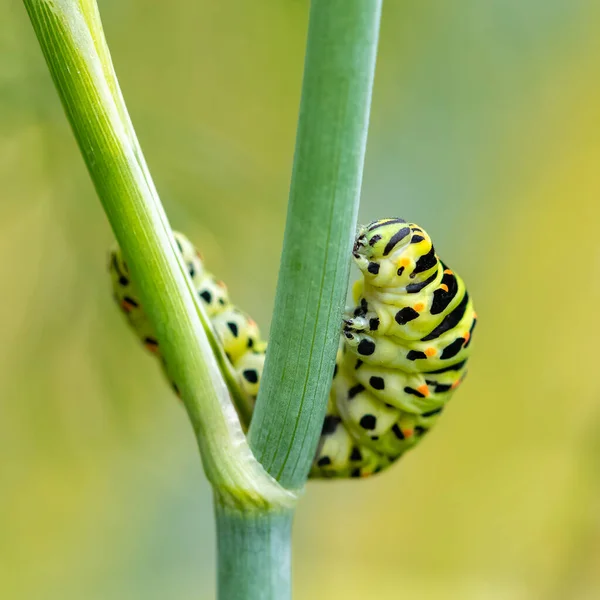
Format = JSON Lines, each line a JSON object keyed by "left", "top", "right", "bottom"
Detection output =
{"left": 353, "top": 219, "right": 438, "bottom": 288}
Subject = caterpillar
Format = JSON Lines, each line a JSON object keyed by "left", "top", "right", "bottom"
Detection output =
{"left": 109, "top": 218, "right": 476, "bottom": 479}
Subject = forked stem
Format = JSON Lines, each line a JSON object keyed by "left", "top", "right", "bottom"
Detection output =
{"left": 22, "top": 0, "right": 382, "bottom": 597}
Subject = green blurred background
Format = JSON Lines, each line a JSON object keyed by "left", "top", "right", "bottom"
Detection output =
{"left": 2, "top": 1, "right": 600, "bottom": 598}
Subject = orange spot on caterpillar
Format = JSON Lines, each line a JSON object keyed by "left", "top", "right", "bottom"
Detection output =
{"left": 473, "top": 312, "right": 478, "bottom": 319}
{"left": 463, "top": 332, "right": 470, "bottom": 343}
{"left": 451, "top": 379, "right": 461, "bottom": 390}
{"left": 425, "top": 347, "right": 436, "bottom": 357}
{"left": 417, "top": 384, "right": 430, "bottom": 396}
{"left": 121, "top": 300, "right": 135, "bottom": 313}
{"left": 414, "top": 302, "right": 425, "bottom": 311}
{"left": 444, "top": 269, "right": 453, "bottom": 275}
{"left": 440, "top": 284, "right": 449, "bottom": 292}
{"left": 403, "top": 429, "right": 414, "bottom": 438}
{"left": 145, "top": 343, "right": 159, "bottom": 354}
{"left": 397, "top": 258, "right": 410, "bottom": 267}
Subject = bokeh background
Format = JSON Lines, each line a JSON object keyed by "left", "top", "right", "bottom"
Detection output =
{"left": 2, "top": 1, "right": 600, "bottom": 598}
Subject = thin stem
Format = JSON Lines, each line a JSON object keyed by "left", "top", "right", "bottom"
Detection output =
{"left": 249, "top": 0, "right": 383, "bottom": 490}
{"left": 215, "top": 499, "right": 294, "bottom": 600}
{"left": 22, "top": 0, "right": 295, "bottom": 511}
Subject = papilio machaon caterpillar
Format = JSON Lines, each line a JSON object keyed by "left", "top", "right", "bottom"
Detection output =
{"left": 109, "top": 218, "right": 476, "bottom": 479}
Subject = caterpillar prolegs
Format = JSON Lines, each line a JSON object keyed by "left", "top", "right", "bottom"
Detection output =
{"left": 109, "top": 219, "right": 476, "bottom": 479}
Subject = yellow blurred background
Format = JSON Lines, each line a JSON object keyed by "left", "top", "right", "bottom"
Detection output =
{"left": 2, "top": 1, "right": 600, "bottom": 598}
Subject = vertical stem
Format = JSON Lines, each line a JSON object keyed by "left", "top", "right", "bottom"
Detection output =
{"left": 215, "top": 500, "right": 294, "bottom": 600}
{"left": 249, "top": 0, "right": 382, "bottom": 490}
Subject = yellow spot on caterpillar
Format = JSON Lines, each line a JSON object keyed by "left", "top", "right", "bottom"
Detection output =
{"left": 425, "top": 347, "right": 436, "bottom": 357}
{"left": 414, "top": 302, "right": 425, "bottom": 311}
{"left": 440, "top": 284, "right": 449, "bottom": 292}
{"left": 417, "top": 384, "right": 429, "bottom": 396}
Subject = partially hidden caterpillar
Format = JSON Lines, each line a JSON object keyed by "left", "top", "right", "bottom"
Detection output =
{"left": 109, "top": 218, "right": 476, "bottom": 479}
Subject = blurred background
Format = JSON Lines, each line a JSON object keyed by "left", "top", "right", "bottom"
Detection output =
{"left": 1, "top": 0, "right": 600, "bottom": 598}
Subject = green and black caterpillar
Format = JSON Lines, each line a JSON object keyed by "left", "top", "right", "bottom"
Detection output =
{"left": 109, "top": 218, "right": 476, "bottom": 479}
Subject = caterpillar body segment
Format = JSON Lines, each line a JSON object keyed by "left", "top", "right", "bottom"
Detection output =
{"left": 109, "top": 219, "right": 476, "bottom": 479}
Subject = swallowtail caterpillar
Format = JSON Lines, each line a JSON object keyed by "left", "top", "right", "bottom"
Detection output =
{"left": 109, "top": 218, "right": 476, "bottom": 479}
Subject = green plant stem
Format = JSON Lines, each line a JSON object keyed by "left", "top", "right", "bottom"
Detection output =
{"left": 22, "top": 0, "right": 295, "bottom": 511}
{"left": 215, "top": 499, "right": 294, "bottom": 600}
{"left": 227, "top": 2, "right": 382, "bottom": 596}
{"left": 249, "top": 0, "right": 383, "bottom": 490}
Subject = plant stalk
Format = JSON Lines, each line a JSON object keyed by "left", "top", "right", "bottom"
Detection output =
{"left": 215, "top": 499, "right": 294, "bottom": 600}
{"left": 222, "top": 1, "right": 381, "bottom": 596}
{"left": 249, "top": 0, "right": 383, "bottom": 490}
